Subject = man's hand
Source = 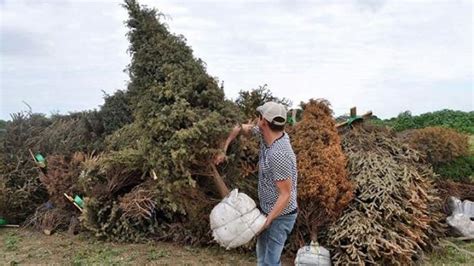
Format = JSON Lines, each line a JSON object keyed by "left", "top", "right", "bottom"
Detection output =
{"left": 264, "top": 217, "right": 272, "bottom": 228}
{"left": 256, "top": 216, "right": 272, "bottom": 236}
{"left": 241, "top": 123, "right": 254, "bottom": 135}
{"left": 214, "top": 151, "right": 227, "bottom": 165}
{"left": 214, "top": 121, "right": 255, "bottom": 166}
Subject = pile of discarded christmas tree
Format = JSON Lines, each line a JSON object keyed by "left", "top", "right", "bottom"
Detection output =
{"left": 1, "top": 1, "right": 469, "bottom": 264}
{"left": 281, "top": 99, "right": 451, "bottom": 264}
{"left": 0, "top": 0, "right": 254, "bottom": 245}
{"left": 324, "top": 123, "right": 448, "bottom": 264}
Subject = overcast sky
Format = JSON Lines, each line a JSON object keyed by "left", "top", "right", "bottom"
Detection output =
{"left": 1, "top": 0, "right": 472, "bottom": 120}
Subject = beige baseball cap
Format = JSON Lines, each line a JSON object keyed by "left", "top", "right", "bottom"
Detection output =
{"left": 256, "top": 102, "right": 287, "bottom": 126}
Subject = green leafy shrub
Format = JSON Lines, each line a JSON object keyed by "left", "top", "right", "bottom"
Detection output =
{"left": 235, "top": 84, "right": 291, "bottom": 119}
{"left": 0, "top": 119, "right": 6, "bottom": 145}
{"left": 0, "top": 112, "right": 50, "bottom": 223}
{"left": 379, "top": 110, "right": 474, "bottom": 134}
{"left": 101, "top": 89, "right": 134, "bottom": 135}
{"left": 36, "top": 111, "right": 105, "bottom": 155}
{"left": 435, "top": 156, "right": 474, "bottom": 182}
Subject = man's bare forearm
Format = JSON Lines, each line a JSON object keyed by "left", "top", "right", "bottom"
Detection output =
{"left": 222, "top": 125, "right": 241, "bottom": 152}
{"left": 266, "top": 178, "right": 292, "bottom": 224}
{"left": 222, "top": 124, "right": 253, "bottom": 152}
{"left": 266, "top": 191, "right": 290, "bottom": 222}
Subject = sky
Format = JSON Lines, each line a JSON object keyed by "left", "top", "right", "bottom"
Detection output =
{"left": 0, "top": 0, "right": 472, "bottom": 120}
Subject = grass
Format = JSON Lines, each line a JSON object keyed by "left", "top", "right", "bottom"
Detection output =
{"left": 1, "top": 228, "right": 472, "bottom": 265}
{"left": 424, "top": 239, "right": 474, "bottom": 265}
{"left": 147, "top": 248, "right": 169, "bottom": 261}
{"left": 3, "top": 232, "right": 20, "bottom": 251}
{"left": 0, "top": 228, "right": 258, "bottom": 265}
{"left": 72, "top": 246, "right": 124, "bottom": 265}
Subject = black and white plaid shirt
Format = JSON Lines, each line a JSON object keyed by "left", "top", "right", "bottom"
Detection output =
{"left": 252, "top": 126, "right": 298, "bottom": 216}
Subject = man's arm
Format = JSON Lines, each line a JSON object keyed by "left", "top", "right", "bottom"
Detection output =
{"left": 263, "top": 178, "right": 292, "bottom": 228}
{"left": 214, "top": 123, "right": 254, "bottom": 165}
{"left": 260, "top": 151, "right": 294, "bottom": 230}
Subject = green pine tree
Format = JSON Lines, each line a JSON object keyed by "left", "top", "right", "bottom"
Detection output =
{"left": 123, "top": 0, "right": 240, "bottom": 187}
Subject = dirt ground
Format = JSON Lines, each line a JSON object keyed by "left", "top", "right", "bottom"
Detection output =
{"left": 0, "top": 228, "right": 294, "bottom": 265}
{"left": 1, "top": 228, "right": 473, "bottom": 265}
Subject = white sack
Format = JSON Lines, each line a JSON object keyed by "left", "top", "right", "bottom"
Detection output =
{"left": 210, "top": 189, "right": 266, "bottom": 249}
{"left": 294, "top": 241, "right": 332, "bottom": 266}
{"left": 447, "top": 197, "right": 474, "bottom": 237}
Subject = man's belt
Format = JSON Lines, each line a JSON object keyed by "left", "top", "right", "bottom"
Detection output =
{"left": 260, "top": 207, "right": 298, "bottom": 216}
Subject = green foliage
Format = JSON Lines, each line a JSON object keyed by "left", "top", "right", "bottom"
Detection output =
{"left": 37, "top": 110, "right": 106, "bottom": 155}
{"left": 72, "top": 246, "right": 123, "bottom": 265}
{"left": 78, "top": 150, "right": 146, "bottom": 201}
{"left": 147, "top": 248, "right": 169, "bottom": 261}
{"left": 123, "top": 0, "right": 186, "bottom": 106}
{"left": 80, "top": 198, "right": 160, "bottom": 242}
{"left": 0, "top": 107, "right": 128, "bottom": 226}
{"left": 235, "top": 84, "right": 291, "bottom": 119}
{"left": 3, "top": 233, "right": 20, "bottom": 251}
{"left": 105, "top": 123, "right": 143, "bottom": 151}
{"left": 0, "top": 112, "right": 50, "bottom": 223}
{"left": 123, "top": 0, "right": 241, "bottom": 181}
{"left": 0, "top": 131, "right": 5, "bottom": 156}
{"left": 0, "top": 119, "right": 6, "bottom": 143}
{"left": 101, "top": 89, "right": 133, "bottom": 135}
{"left": 78, "top": 0, "right": 243, "bottom": 244}
{"left": 2, "top": 112, "right": 51, "bottom": 157}
{"left": 435, "top": 155, "right": 474, "bottom": 182}
{"left": 426, "top": 240, "right": 474, "bottom": 265}
{"left": 379, "top": 109, "right": 474, "bottom": 134}
{"left": 389, "top": 110, "right": 417, "bottom": 131}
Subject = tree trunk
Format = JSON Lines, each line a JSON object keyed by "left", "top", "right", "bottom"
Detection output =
{"left": 210, "top": 164, "right": 230, "bottom": 198}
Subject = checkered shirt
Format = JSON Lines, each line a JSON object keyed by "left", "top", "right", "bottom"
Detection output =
{"left": 252, "top": 126, "right": 298, "bottom": 215}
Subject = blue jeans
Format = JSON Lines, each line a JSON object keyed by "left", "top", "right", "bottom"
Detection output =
{"left": 256, "top": 213, "right": 297, "bottom": 266}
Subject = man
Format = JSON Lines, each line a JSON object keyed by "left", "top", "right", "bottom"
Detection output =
{"left": 215, "top": 101, "right": 298, "bottom": 266}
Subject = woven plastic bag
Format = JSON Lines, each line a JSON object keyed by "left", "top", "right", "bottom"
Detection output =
{"left": 447, "top": 197, "right": 474, "bottom": 237}
{"left": 294, "top": 241, "right": 331, "bottom": 266}
{"left": 210, "top": 189, "right": 266, "bottom": 249}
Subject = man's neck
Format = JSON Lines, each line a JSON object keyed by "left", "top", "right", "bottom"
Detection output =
{"left": 262, "top": 129, "right": 284, "bottom": 147}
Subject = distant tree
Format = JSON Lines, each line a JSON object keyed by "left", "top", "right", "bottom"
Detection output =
{"left": 378, "top": 109, "right": 474, "bottom": 134}
{"left": 235, "top": 84, "right": 291, "bottom": 119}
{"left": 391, "top": 110, "right": 417, "bottom": 131}
{"left": 0, "top": 119, "right": 6, "bottom": 130}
